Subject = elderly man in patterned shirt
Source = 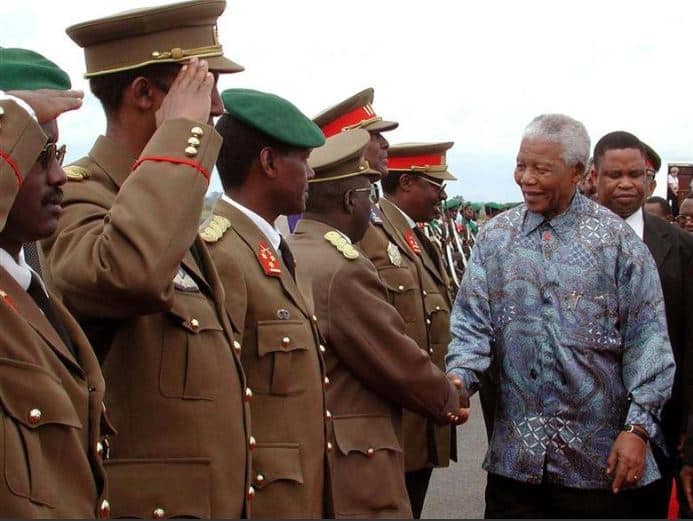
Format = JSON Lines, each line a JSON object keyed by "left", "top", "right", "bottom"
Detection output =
{"left": 446, "top": 113, "right": 675, "bottom": 518}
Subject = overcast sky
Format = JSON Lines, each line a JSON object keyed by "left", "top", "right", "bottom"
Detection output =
{"left": 5, "top": 0, "right": 690, "bottom": 202}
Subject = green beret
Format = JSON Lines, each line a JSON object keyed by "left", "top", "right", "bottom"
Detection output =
{"left": 221, "top": 88, "right": 325, "bottom": 149}
{"left": 0, "top": 48, "right": 71, "bottom": 91}
{"left": 444, "top": 199, "right": 462, "bottom": 210}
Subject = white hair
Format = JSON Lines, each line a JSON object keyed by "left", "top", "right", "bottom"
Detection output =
{"left": 522, "top": 114, "right": 591, "bottom": 168}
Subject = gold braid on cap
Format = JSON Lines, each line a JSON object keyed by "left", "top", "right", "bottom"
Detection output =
{"left": 310, "top": 160, "right": 372, "bottom": 183}
{"left": 408, "top": 164, "right": 449, "bottom": 173}
{"left": 341, "top": 116, "right": 383, "bottom": 132}
{"left": 151, "top": 44, "right": 223, "bottom": 60}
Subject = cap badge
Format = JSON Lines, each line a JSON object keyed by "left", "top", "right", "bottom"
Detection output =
{"left": 387, "top": 242, "right": 402, "bottom": 267}
{"left": 258, "top": 241, "right": 281, "bottom": 277}
{"left": 404, "top": 230, "right": 422, "bottom": 255}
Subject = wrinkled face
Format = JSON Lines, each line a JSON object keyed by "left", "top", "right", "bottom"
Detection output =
{"left": 644, "top": 202, "right": 670, "bottom": 221}
{"left": 3, "top": 120, "right": 66, "bottom": 244}
{"left": 409, "top": 175, "right": 447, "bottom": 222}
{"left": 274, "top": 148, "right": 314, "bottom": 214}
{"left": 514, "top": 138, "right": 582, "bottom": 219}
{"left": 364, "top": 131, "right": 389, "bottom": 176}
{"left": 595, "top": 148, "right": 647, "bottom": 219}
{"left": 678, "top": 199, "right": 693, "bottom": 233}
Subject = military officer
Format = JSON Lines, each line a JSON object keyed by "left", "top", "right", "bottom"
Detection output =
{"left": 289, "top": 129, "right": 469, "bottom": 519}
{"left": 39, "top": 2, "right": 253, "bottom": 517}
{"left": 358, "top": 142, "right": 459, "bottom": 518}
{"left": 203, "top": 88, "right": 328, "bottom": 518}
{"left": 0, "top": 48, "right": 112, "bottom": 518}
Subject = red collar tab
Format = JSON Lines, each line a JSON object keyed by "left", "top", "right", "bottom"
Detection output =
{"left": 0, "top": 290, "right": 18, "bottom": 313}
{"left": 321, "top": 104, "right": 378, "bottom": 138}
{"left": 404, "top": 230, "right": 421, "bottom": 255}
{"left": 388, "top": 153, "right": 445, "bottom": 171}
{"left": 257, "top": 241, "right": 282, "bottom": 277}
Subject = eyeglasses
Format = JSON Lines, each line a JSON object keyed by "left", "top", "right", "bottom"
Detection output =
{"left": 37, "top": 143, "right": 66, "bottom": 169}
{"left": 419, "top": 176, "right": 446, "bottom": 194}
{"left": 351, "top": 185, "right": 379, "bottom": 204}
{"left": 676, "top": 215, "right": 693, "bottom": 225}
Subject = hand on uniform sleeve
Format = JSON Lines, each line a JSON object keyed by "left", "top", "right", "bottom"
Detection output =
{"left": 155, "top": 57, "right": 214, "bottom": 127}
{"left": 6, "top": 89, "right": 83, "bottom": 123}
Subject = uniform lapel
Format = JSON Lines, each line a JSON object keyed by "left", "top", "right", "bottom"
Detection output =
{"left": 643, "top": 212, "right": 671, "bottom": 269}
{"left": 0, "top": 268, "right": 82, "bottom": 373}
{"left": 216, "top": 200, "right": 312, "bottom": 317}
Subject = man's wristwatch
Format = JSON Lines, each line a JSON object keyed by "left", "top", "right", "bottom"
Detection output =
{"left": 623, "top": 423, "right": 649, "bottom": 443}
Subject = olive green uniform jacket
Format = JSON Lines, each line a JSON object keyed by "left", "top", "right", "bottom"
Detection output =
{"left": 289, "top": 219, "right": 459, "bottom": 519}
{"left": 359, "top": 198, "right": 456, "bottom": 472}
{"left": 40, "top": 120, "right": 252, "bottom": 519}
{"left": 204, "top": 199, "right": 328, "bottom": 519}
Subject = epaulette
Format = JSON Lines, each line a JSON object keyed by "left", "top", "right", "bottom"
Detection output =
{"left": 199, "top": 214, "right": 231, "bottom": 243}
{"left": 323, "top": 231, "right": 359, "bottom": 260}
{"left": 64, "top": 165, "right": 91, "bottom": 182}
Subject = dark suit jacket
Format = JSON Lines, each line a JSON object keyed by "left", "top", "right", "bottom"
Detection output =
{"left": 642, "top": 213, "right": 693, "bottom": 465}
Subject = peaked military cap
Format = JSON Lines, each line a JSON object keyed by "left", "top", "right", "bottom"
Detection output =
{"left": 387, "top": 142, "right": 457, "bottom": 181}
{"left": 309, "top": 129, "right": 381, "bottom": 183}
{"left": 642, "top": 141, "right": 661, "bottom": 173}
{"left": 0, "top": 48, "right": 71, "bottom": 91}
{"left": 66, "top": 0, "right": 243, "bottom": 77}
{"left": 221, "top": 88, "right": 325, "bottom": 148}
{"left": 312, "top": 88, "right": 398, "bottom": 138}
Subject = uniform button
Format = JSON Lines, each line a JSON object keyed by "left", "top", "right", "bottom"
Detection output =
{"left": 249, "top": 436, "right": 257, "bottom": 451}
{"left": 327, "top": 442, "right": 333, "bottom": 452}
{"left": 429, "top": 348, "right": 434, "bottom": 354}
{"left": 98, "top": 499, "right": 110, "bottom": 519}
{"left": 435, "top": 306, "right": 441, "bottom": 311}
{"left": 398, "top": 285, "right": 405, "bottom": 291}
{"left": 0, "top": 106, "right": 5, "bottom": 116}
{"left": 185, "top": 146, "right": 198, "bottom": 157}
{"left": 281, "top": 336, "right": 291, "bottom": 348}
{"left": 312, "top": 315, "right": 318, "bottom": 322}
{"left": 191, "top": 126, "right": 204, "bottom": 137}
{"left": 190, "top": 318, "right": 200, "bottom": 331}
{"left": 423, "top": 290, "right": 428, "bottom": 296}
{"left": 319, "top": 344, "right": 326, "bottom": 354}
{"left": 28, "top": 408, "right": 42, "bottom": 425}
{"left": 245, "top": 387, "right": 253, "bottom": 402}
{"left": 96, "top": 441, "right": 104, "bottom": 458}
{"left": 530, "top": 368, "right": 538, "bottom": 380}
{"left": 88, "top": 385, "right": 96, "bottom": 392}
{"left": 233, "top": 340, "right": 241, "bottom": 354}
{"left": 153, "top": 507, "right": 165, "bottom": 519}
{"left": 326, "top": 410, "right": 332, "bottom": 421}
{"left": 426, "top": 319, "right": 431, "bottom": 325}
{"left": 367, "top": 447, "right": 375, "bottom": 457}
{"left": 324, "top": 376, "right": 330, "bottom": 387}
{"left": 256, "top": 474, "right": 265, "bottom": 484}
{"left": 247, "top": 486, "right": 256, "bottom": 500}
{"left": 187, "top": 136, "right": 201, "bottom": 147}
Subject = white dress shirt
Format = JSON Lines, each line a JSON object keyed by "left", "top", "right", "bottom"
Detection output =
{"left": 625, "top": 208, "right": 645, "bottom": 240}
{"left": 222, "top": 194, "right": 282, "bottom": 251}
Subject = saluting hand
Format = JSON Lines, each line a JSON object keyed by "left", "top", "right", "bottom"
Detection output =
{"left": 606, "top": 431, "right": 646, "bottom": 494}
{"left": 155, "top": 57, "right": 214, "bottom": 127}
{"left": 7, "top": 88, "right": 84, "bottom": 123}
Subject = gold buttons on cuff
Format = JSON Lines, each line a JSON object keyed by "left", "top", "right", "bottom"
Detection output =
{"left": 247, "top": 486, "right": 256, "bottom": 500}
{"left": 153, "top": 507, "right": 165, "bottom": 519}
{"left": 191, "top": 126, "right": 204, "bottom": 138}
{"left": 245, "top": 387, "right": 253, "bottom": 402}
{"left": 367, "top": 447, "right": 375, "bottom": 457}
{"left": 281, "top": 336, "right": 291, "bottom": 348}
{"left": 98, "top": 499, "right": 110, "bottom": 519}
{"left": 319, "top": 344, "right": 326, "bottom": 354}
{"left": 28, "top": 408, "right": 42, "bottom": 424}
{"left": 233, "top": 340, "right": 242, "bottom": 354}
{"left": 184, "top": 145, "right": 198, "bottom": 157}
{"left": 187, "top": 136, "right": 201, "bottom": 147}
{"left": 190, "top": 318, "right": 200, "bottom": 332}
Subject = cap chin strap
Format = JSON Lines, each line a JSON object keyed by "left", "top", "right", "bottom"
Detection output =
{"left": 341, "top": 116, "right": 383, "bottom": 132}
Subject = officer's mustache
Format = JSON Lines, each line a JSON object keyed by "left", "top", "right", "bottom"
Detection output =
{"left": 42, "top": 187, "right": 64, "bottom": 207}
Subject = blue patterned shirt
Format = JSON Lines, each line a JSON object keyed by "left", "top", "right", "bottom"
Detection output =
{"left": 446, "top": 192, "right": 675, "bottom": 489}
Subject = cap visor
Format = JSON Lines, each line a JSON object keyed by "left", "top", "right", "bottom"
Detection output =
{"left": 364, "top": 119, "right": 398, "bottom": 133}
{"left": 207, "top": 55, "right": 244, "bottom": 73}
{"left": 426, "top": 170, "right": 457, "bottom": 181}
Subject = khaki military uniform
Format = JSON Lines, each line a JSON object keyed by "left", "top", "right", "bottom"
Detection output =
{"left": 289, "top": 218, "right": 459, "bottom": 519}
{"left": 203, "top": 198, "right": 328, "bottom": 519}
{"left": 359, "top": 198, "right": 456, "bottom": 472}
{"left": 0, "top": 266, "right": 112, "bottom": 518}
{"left": 0, "top": 99, "right": 46, "bottom": 230}
{"left": 40, "top": 120, "right": 252, "bottom": 518}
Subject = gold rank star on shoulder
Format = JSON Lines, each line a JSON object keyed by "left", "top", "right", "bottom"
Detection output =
{"left": 323, "top": 231, "right": 359, "bottom": 260}
{"left": 200, "top": 215, "right": 231, "bottom": 242}
{"left": 64, "top": 165, "right": 90, "bottom": 181}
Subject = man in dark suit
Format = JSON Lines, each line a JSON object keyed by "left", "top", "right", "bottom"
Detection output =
{"left": 594, "top": 131, "right": 693, "bottom": 518}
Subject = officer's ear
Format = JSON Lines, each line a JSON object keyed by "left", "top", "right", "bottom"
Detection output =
{"left": 259, "top": 147, "right": 278, "bottom": 178}
{"left": 400, "top": 173, "right": 415, "bottom": 192}
{"left": 343, "top": 188, "right": 356, "bottom": 214}
{"left": 128, "top": 77, "right": 158, "bottom": 111}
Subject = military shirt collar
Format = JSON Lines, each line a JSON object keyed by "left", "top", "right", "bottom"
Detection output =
{"left": 89, "top": 135, "right": 137, "bottom": 188}
{"left": 381, "top": 197, "right": 416, "bottom": 229}
{"left": 0, "top": 247, "right": 40, "bottom": 292}
{"left": 222, "top": 194, "right": 282, "bottom": 251}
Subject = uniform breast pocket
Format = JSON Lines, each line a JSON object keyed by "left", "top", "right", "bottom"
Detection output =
{"left": 560, "top": 289, "right": 621, "bottom": 351}
{"left": 0, "top": 358, "right": 83, "bottom": 507}
{"left": 254, "top": 320, "right": 312, "bottom": 396}
{"left": 378, "top": 266, "right": 420, "bottom": 323}
{"left": 424, "top": 291, "right": 451, "bottom": 349}
{"left": 160, "top": 292, "right": 224, "bottom": 400}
